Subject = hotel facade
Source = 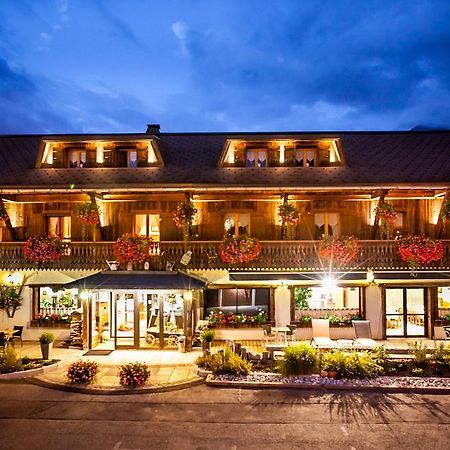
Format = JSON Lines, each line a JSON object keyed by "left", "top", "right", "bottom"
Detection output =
{"left": 0, "top": 125, "right": 449, "bottom": 350}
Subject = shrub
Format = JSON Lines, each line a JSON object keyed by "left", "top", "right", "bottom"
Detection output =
{"left": 200, "top": 329, "right": 215, "bottom": 343}
{"left": 0, "top": 346, "right": 23, "bottom": 374}
{"left": 411, "top": 367, "right": 425, "bottom": 377}
{"left": 322, "top": 350, "right": 383, "bottom": 379}
{"left": 278, "top": 343, "right": 320, "bottom": 375}
{"left": 118, "top": 362, "right": 150, "bottom": 387}
{"left": 431, "top": 343, "right": 450, "bottom": 374}
{"left": 66, "top": 360, "right": 99, "bottom": 384}
{"left": 408, "top": 341, "right": 429, "bottom": 368}
{"left": 195, "top": 347, "right": 252, "bottom": 376}
{"left": 39, "top": 332, "right": 55, "bottom": 344}
{"left": 21, "top": 355, "right": 31, "bottom": 365}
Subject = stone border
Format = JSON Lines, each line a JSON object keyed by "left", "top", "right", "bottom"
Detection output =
{"left": 25, "top": 376, "right": 204, "bottom": 395}
{"left": 0, "top": 360, "right": 60, "bottom": 380}
{"left": 205, "top": 374, "right": 450, "bottom": 395}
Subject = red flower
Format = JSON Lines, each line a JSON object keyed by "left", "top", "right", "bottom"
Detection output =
{"left": 218, "top": 235, "right": 261, "bottom": 264}
{"left": 23, "top": 236, "right": 65, "bottom": 263}
{"left": 77, "top": 202, "right": 100, "bottom": 225}
{"left": 397, "top": 235, "right": 444, "bottom": 268}
{"left": 318, "top": 236, "right": 359, "bottom": 265}
{"left": 113, "top": 234, "right": 152, "bottom": 263}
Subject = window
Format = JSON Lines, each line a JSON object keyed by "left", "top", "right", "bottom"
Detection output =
{"left": 294, "top": 287, "right": 361, "bottom": 322}
{"left": 204, "top": 288, "right": 270, "bottom": 316}
{"left": 314, "top": 212, "right": 339, "bottom": 239}
{"left": 68, "top": 150, "right": 86, "bottom": 168}
{"left": 134, "top": 214, "right": 160, "bottom": 241}
{"left": 246, "top": 150, "right": 267, "bottom": 167}
{"left": 118, "top": 150, "right": 138, "bottom": 168}
{"left": 33, "top": 287, "right": 79, "bottom": 323}
{"left": 224, "top": 213, "right": 250, "bottom": 237}
{"left": 395, "top": 212, "right": 405, "bottom": 228}
{"left": 295, "top": 149, "right": 316, "bottom": 167}
{"left": 47, "top": 216, "right": 71, "bottom": 240}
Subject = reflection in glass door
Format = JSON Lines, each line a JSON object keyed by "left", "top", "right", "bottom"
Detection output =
{"left": 386, "top": 288, "right": 426, "bottom": 337}
{"left": 115, "top": 293, "right": 136, "bottom": 347}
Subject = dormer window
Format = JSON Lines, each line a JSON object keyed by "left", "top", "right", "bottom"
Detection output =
{"left": 38, "top": 138, "right": 163, "bottom": 169}
{"left": 220, "top": 138, "right": 343, "bottom": 168}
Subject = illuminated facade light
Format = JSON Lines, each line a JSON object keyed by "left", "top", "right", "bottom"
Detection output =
{"left": 147, "top": 140, "right": 157, "bottom": 164}
{"left": 321, "top": 276, "right": 337, "bottom": 292}
{"left": 96, "top": 143, "right": 104, "bottom": 164}
{"left": 279, "top": 143, "right": 285, "bottom": 163}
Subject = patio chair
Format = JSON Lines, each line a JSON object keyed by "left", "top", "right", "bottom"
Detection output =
{"left": 443, "top": 326, "right": 450, "bottom": 340}
{"left": 12, "top": 325, "right": 24, "bottom": 347}
{"left": 311, "top": 319, "right": 337, "bottom": 348}
{"left": 352, "top": 320, "right": 378, "bottom": 349}
{"left": 0, "top": 332, "right": 7, "bottom": 353}
{"left": 263, "top": 324, "right": 276, "bottom": 344}
{"left": 286, "top": 324, "right": 296, "bottom": 342}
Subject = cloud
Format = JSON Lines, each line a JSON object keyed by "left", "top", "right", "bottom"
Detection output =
{"left": 171, "top": 20, "right": 189, "bottom": 55}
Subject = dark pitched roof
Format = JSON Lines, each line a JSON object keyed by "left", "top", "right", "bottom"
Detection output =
{"left": 0, "top": 131, "right": 450, "bottom": 189}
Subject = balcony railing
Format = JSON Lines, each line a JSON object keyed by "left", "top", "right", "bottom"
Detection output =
{"left": 1, "top": 240, "right": 450, "bottom": 272}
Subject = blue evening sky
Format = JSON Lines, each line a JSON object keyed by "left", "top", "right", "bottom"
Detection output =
{"left": 1, "top": 0, "right": 450, "bottom": 133}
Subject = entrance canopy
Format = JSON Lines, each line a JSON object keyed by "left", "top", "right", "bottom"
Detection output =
{"left": 64, "top": 270, "right": 206, "bottom": 290}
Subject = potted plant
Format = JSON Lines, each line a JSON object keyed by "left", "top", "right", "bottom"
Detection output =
{"left": 218, "top": 235, "right": 261, "bottom": 264}
{"left": 173, "top": 200, "right": 197, "bottom": 241}
{"left": 278, "top": 201, "right": 300, "bottom": 240}
{"left": 397, "top": 235, "right": 444, "bottom": 271}
{"left": 76, "top": 201, "right": 100, "bottom": 240}
{"left": 375, "top": 201, "right": 397, "bottom": 239}
{"left": 23, "top": 236, "right": 65, "bottom": 264}
{"left": 39, "top": 332, "right": 55, "bottom": 360}
{"left": 113, "top": 233, "right": 152, "bottom": 270}
{"left": 318, "top": 236, "right": 359, "bottom": 266}
{"left": 200, "top": 329, "right": 215, "bottom": 353}
{"left": 0, "top": 283, "right": 22, "bottom": 318}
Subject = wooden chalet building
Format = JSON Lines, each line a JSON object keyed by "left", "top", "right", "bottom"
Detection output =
{"left": 0, "top": 124, "right": 450, "bottom": 349}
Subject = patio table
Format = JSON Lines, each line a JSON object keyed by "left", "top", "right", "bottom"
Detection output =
{"left": 271, "top": 327, "right": 290, "bottom": 343}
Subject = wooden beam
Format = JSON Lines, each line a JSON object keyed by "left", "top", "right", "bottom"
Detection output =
{"left": 0, "top": 199, "right": 17, "bottom": 241}
{"left": 371, "top": 190, "right": 388, "bottom": 239}
{"left": 436, "top": 191, "right": 450, "bottom": 239}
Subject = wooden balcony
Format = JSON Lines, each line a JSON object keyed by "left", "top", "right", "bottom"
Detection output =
{"left": 1, "top": 240, "right": 450, "bottom": 272}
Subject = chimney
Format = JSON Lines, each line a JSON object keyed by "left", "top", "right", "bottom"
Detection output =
{"left": 146, "top": 123, "right": 160, "bottom": 134}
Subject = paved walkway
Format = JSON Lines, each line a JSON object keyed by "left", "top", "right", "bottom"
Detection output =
{"left": 9, "top": 342, "right": 202, "bottom": 391}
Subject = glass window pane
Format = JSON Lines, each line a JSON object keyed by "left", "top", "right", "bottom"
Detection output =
{"left": 221, "top": 289, "right": 236, "bottom": 307}
{"left": 386, "top": 315, "right": 403, "bottom": 336}
{"left": 62, "top": 216, "right": 71, "bottom": 239}
{"left": 48, "top": 217, "right": 59, "bottom": 237}
{"left": 135, "top": 214, "right": 147, "bottom": 236}
{"left": 148, "top": 214, "right": 160, "bottom": 241}
{"left": 236, "top": 289, "right": 252, "bottom": 306}
{"left": 129, "top": 151, "right": 137, "bottom": 168}
{"left": 386, "top": 289, "right": 403, "bottom": 314}
{"left": 406, "top": 289, "right": 424, "bottom": 314}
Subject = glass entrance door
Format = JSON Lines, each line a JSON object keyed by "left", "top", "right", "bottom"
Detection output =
{"left": 115, "top": 293, "right": 136, "bottom": 348}
{"left": 386, "top": 288, "right": 426, "bottom": 337}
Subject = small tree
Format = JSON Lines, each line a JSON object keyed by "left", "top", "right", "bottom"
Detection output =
{"left": 0, "top": 283, "right": 23, "bottom": 318}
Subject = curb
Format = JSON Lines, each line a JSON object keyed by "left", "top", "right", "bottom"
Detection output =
{"left": 205, "top": 375, "right": 450, "bottom": 395}
{"left": 26, "top": 375, "right": 205, "bottom": 395}
{"left": 0, "top": 360, "right": 61, "bottom": 381}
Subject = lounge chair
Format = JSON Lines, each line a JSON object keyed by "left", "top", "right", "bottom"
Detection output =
{"left": 352, "top": 320, "right": 378, "bottom": 349}
{"left": 12, "top": 325, "right": 24, "bottom": 347}
{"left": 311, "top": 319, "right": 336, "bottom": 348}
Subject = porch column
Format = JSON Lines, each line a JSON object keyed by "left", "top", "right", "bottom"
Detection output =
{"left": 183, "top": 290, "right": 193, "bottom": 351}
{"left": 81, "top": 294, "right": 90, "bottom": 350}
{"left": 365, "top": 285, "right": 383, "bottom": 339}
{"left": 274, "top": 285, "right": 291, "bottom": 327}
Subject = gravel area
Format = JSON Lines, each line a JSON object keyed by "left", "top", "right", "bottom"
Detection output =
{"left": 211, "top": 372, "right": 450, "bottom": 388}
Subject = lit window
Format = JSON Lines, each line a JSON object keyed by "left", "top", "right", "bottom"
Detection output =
{"left": 314, "top": 212, "right": 339, "bottom": 239}
{"left": 295, "top": 150, "right": 316, "bottom": 167}
{"left": 48, "top": 216, "right": 71, "bottom": 240}
{"left": 118, "top": 150, "right": 138, "bottom": 168}
{"left": 224, "top": 213, "right": 250, "bottom": 237}
{"left": 68, "top": 150, "right": 86, "bottom": 168}
{"left": 134, "top": 214, "right": 160, "bottom": 241}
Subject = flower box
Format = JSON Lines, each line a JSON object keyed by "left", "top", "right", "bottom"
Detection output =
{"left": 30, "top": 320, "right": 70, "bottom": 328}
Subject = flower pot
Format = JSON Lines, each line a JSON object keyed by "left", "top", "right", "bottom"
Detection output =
{"left": 40, "top": 342, "right": 53, "bottom": 360}
{"left": 127, "top": 262, "right": 133, "bottom": 271}
{"left": 327, "top": 370, "right": 337, "bottom": 379}
{"left": 202, "top": 341, "right": 212, "bottom": 353}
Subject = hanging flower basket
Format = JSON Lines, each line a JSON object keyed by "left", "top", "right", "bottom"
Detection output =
{"left": 0, "top": 203, "right": 8, "bottom": 221}
{"left": 318, "top": 236, "right": 359, "bottom": 265}
{"left": 113, "top": 233, "right": 151, "bottom": 264}
{"left": 278, "top": 202, "right": 300, "bottom": 225}
{"left": 441, "top": 198, "right": 450, "bottom": 221}
{"left": 172, "top": 201, "right": 197, "bottom": 229}
{"left": 76, "top": 202, "right": 100, "bottom": 225}
{"left": 23, "top": 236, "right": 65, "bottom": 263}
{"left": 375, "top": 202, "right": 397, "bottom": 225}
{"left": 218, "top": 235, "right": 261, "bottom": 264}
{"left": 397, "top": 235, "right": 444, "bottom": 269}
